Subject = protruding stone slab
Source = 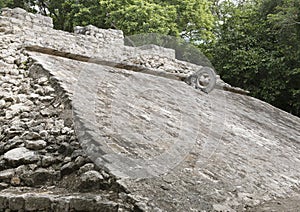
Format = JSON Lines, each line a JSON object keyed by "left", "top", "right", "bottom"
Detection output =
{"left": 4, "top": 147, "right": 39, "bottom": 166}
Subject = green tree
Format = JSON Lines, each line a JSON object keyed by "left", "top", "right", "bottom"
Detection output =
{"left": 0, "top": 0, "right": 29, "bottom": 10}
{"left": 155, "top": 0, "right": 215, "bottom": 42}
{"left": 98, "top": 0, "right": 179, "bottom": 36}
{"left": 209, "top": 0, "right": 300, "bottom": 116}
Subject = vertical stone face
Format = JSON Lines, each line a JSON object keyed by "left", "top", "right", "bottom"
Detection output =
{"left": 74, "top": 25, "right": 124, "bottom": 47}
{"left": 0, "top": 7, "right": 184, "bottom": 62}
{"left": 1, "top": 7, "right": 53, "bottom": 28}
{"left": 0, "top": 7, "right": 126, "bottom": 61}
{"left": 9, "top": 196, "right": 25, "bottom": 210}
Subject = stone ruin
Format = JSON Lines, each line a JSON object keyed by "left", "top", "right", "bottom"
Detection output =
{"left": 0, "top": 7, "right": 300, "bottom": 211}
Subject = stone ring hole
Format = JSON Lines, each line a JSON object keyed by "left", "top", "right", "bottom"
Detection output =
{"left": 195, "top": 67, "right": 216, "bottom": 93}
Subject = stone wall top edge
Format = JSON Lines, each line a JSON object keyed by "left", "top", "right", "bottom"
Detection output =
{"left": 1, "top": 7, "right": 53, "bottom": 28}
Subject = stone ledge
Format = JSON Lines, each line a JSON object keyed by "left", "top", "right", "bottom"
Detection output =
{"left": 0, "top": 188, "right": 120, "bottom": 212}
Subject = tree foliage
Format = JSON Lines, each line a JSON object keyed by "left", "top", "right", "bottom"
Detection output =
{"left": 209, "top": 0, "right": 300, "bottom": 116}
{"left": 98, "top": 0, "right": 179, "bottom": 36}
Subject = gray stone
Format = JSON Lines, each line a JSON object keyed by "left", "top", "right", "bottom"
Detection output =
{"left": 22, "top": 131, "right": 41, "bottom": 140}
{"left": 25, "top": 139, "right": 47, "bottom": 150}
{"left": 9, "top": 196, "right": 25, "bottom": 211}
{"left": 37, "top": 76, "right": 48, "bottom": 85}
{"left": 39, "top": 130, "right": 49, "bottom": 138}
{"left": 1, "top": 91, "right": 14, "bottom": 102}
{"left": 21, "top": 168, "right": 58, "bottom": 186}
{"left": 16, "top": 94, "right": 27, "bottom": 103}
{"left": 51, "top": 198, "right": 70, "bottom": 212}
{"left": 5, "top": 110, "right": 14, "bottom": 119}
{"left": 40, "top": 156, "right": 52, "bottom": 167}
{"left": 20, "top": 111, "right": 30, "bottom": 118}
{"left": 79, "top": 170, "right": 104, "bottom": 190}
{"left": 43, "top": 86, "right": 55, "bottom": 94}
{"left": 61, "top": 127, "right": 72, "bottom": 134}
{"left": 0, "top": 195, "right": 8, "bottom": 209}
{"left": 29, "top": 93, "right": 39, "bottom": 99}
{"left": 38, "top": 95, "right": 54, "bottom": 101}
{"left": 15, "top": 165, "right": 29, "bottom": 175}
{"left": 24, "top": 195, "right": 51, "bottom": 211}
{"left": 40, "top": 108, "right": 51, "bottom": 116}
{"left": 4, "top": 147, "right": 39, "bottom": 166}
{"left": 74, "top": 156, "right": 85, "bottom": 167}
{"left": 61, "top": 162, "right": 77, "bottom": 176}
{"left": 68, "top": 196, "right": 119, "bottom": 212}
{"left": 63, "top": 157, "right": 71, "bottom": 163}
{"left": 9, "top": 69, "right": 19, "bottom": 75}
{"left": 78, "top": 163, "right": 94, "bottom": 175}
{"left": 0, "top": 99, "right": 6, "bottom": 109}
{"left": 0, "top": 183, "right": 9, "bottom": 190}
{"left": 69, "top": 197, "right": 95, "bottom": 211}
{"left": 0, "top": 169, "right": 15, "bottom": 182}
{"left": 58, "top": 142, "right": 73, "bottom": 155}
{"left": 213, "top": 204, "right": 235, "bottom": 212}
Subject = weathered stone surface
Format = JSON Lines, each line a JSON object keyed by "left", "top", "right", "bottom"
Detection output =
{"left": 4, "top": 147, "right": 39, "bottom": 166}
{"left": 22, "top": 131, "right": 41, "bottom": 140}
{"left": 0, "top": 99, "right": 5, "bottom": 109}
{"left": 0, "top": 183, "right": 9, "bottom": 190}
{"left": 0, "top": 195, "right": 8, "bottom": 209}
{"left": 0, "top": 189, "right": 125, "bottom": 212}
{"left": 25, "top": 139, "right": 47, "bottom": 150}
{"left": 78, "top": 163, "right": 95, "bottom": 175}
{"left": 21, "top": 168, "right": 59, "bottom": 186}
{"left": 24, "top": 195, "right": 51, "bottom": 211}
{"left": 30, "top": 53, "right": 300, "bottom": 211}
{"left": 79, "top": 170, "right": 104, "bottom": 190}
{"left": 9, "top": 196, "right": 25, "bottom": 210}
{"left": 0, "top": 6, "right": 299, "bottom": 212}
{"left": 60, "top": 162, "right": 77, "bottom": 176}
{"left": 0, "top": 169, "right": 15, "bottom": 182}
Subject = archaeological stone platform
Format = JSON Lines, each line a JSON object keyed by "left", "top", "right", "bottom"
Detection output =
{"left": 0, "top": 7, "right": 300, "bottom": 211}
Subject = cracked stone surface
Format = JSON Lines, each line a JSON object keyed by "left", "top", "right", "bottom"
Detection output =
{"left": 30, "top": 53, "right": 300, "bottom": 211}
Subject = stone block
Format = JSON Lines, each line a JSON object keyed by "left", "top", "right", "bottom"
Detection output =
{"left": 0, "top": 195, "right": 8, "bottom": 209}
{"left": 24, "top": 195, "right": 51, "bottom": 211}
{"left": 69, "top": 197, "right": 95, "bottom": 211}
{"left": 51, "top": 198, "right": 69, "bottom": 212}
{"left": 9, "top": 196, "right": 25, "bottom": 211}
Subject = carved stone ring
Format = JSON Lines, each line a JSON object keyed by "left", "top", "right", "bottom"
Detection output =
{"left": 186, "top": 66, "right": 216, "bottom": 93}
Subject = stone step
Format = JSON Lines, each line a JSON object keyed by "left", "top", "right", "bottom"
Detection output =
{"left": 0, "top": 187, "right": 123, "bottom": 212}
